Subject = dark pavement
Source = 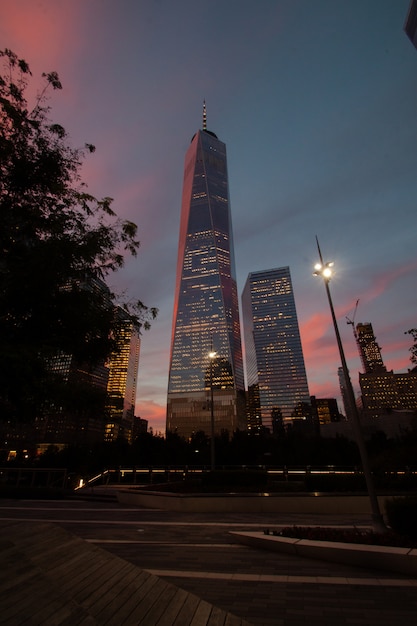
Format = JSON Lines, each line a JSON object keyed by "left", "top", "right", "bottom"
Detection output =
{"left": 1, "top": 491, "right": 416, "bottom": 626}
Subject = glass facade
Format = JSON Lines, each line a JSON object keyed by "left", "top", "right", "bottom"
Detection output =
{"left": 167, "top": 127, "right": 245, "bottom": 438}
{"left": 242, "top": 267, "right": 310, "bottom": 431}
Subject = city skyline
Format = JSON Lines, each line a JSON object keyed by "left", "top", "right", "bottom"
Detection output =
{"left": 2, "top": 1, "right": 416, "bottom": 433}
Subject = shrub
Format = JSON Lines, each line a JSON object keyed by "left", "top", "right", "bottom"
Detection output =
{"left": 201, "top": 469, "right": 268, "bottom": 491}
{"left": 304, "top": 473, "right": 367, "bottom": 492}
{"left": 385, "top": 496, "right": 417, "bottom": 539}
{"left": 272, "top": 525, "right": 415, "bottom": 547}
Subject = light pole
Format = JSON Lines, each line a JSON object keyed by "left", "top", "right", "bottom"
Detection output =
{"left": 208, "top": 345, "right": 217, "bottom": 471}
{"left": 313, "top": 237, "right": 386, "bottom": 532}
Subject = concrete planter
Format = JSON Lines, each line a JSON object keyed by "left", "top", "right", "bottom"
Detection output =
{"left": 230, "top": 531, "right": 417, "bottom": 577}
{"left": 116, "top": 488, "right": 390, "bottom": 514}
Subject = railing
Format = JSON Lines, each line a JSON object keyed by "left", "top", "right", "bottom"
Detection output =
{"left": 74, "top": 465, "right": 417, "bottom": 490}
{"left": 1, "top": 465, "right": 415, "bottom": 492}
{"left": 0, "top": 467, "right": 68, "bottom": 489}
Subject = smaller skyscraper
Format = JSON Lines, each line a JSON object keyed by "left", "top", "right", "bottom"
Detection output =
{"left": 105, "top": 308, "right": 141, "bottom": 442}
{"left": 338, "top": 366, "right": 351, "bottom": 418}
{"left": 242, "top": 267, "right": 310, "bottom": 432}
{"left": 355, "top": 323, "right": 386, "bottom": 374}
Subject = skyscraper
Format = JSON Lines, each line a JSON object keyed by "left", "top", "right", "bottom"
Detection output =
{"left": 242, "top": 267, "right": 310, "bottom": 432}
{"left": 355, "top": 322, "right": 386, "bottom": 374}
{"left": 338, "top": 366, "right": 351, "bottom": 418}
{"left": 166, "top": 106, "right": 245, "bottom": 438}
{"left": 105, "top": 308, "right": 141, "bottom": 442}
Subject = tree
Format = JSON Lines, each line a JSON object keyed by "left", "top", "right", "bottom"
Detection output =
{"left": 405, "top": 328, "right": 417, "bottom": 367}
{"left": 0, "top": 49, "right": 157, "bottom": 422}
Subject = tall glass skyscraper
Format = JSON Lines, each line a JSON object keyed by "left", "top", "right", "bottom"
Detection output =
{"left": 167, "top": 109, "right": 245, "bottom": 439}
{"left": 242, "top": 267, "right": 310, "bottom": 432}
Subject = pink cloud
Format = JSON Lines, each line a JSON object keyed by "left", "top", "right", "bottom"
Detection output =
{"left": 359, "top": 258, "right": 417, "bottom": 306}
{"left": 135, "top": 399, "right": 166, "bottom": 434}
{"left": 2, "top": 2, "right": 81, "bottom": 70}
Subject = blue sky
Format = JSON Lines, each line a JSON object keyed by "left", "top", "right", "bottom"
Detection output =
{"left": 3, "top": 0, "right": 417, "bottom": 432}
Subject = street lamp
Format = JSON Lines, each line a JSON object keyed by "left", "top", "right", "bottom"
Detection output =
{"left": 313, "top": 237, "right": 386, "bottom": 532}
{"left": 208, "top": 347, "right": 217, "bottom": 471}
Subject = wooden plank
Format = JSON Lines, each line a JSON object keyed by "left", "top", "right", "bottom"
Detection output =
{"left": 51, "top": 549, "right": 114, "bottom": 594}
{"left": 124, "top": 576, "right": 170, "bottom": 623}
{"left": 97, "top": 569, "right": 150, "bottom": 624}
{"left": 73, "top": 560, "right": 133, "bottom": 607}
{"left": 39, "top": 546, "right": 98, "bottom": 581}
{"left": 28, "top": 536, "right": 86, "bottom": 565}
{"left": 82, "top": 562, "right": 147, "bottom": 617}
{"left": 0, "top": 545, "right": 35, "bottom": 591}
{"left": 91, "top": 561, "right": 151, "bottom": 616}
{"left": 152, "top": 586, "right": 189, "bottom": 626}
{"left": 172, "top": 594, "right": 201, "bottom": 626}
{"left": 206, "top": 605, "right": 227, "bottom": 626}
{"left": 136, "top": 582, "right": 178, "bottom": 625}
{"left": 5, "top": 522, "right": 67, "bottom": 551}
{"left": 190, "top": 600, "right": 214, "bottom": 626}
{"left": 24, "top": 588, "right": 89, "bottom": 625}
{"left": 0, "top": 571, "right": 58, "bottom": 622}
{"left": 103, "top": 572, "right": 163, "bottom": 625}
{"left": 0, "top": 542, "right": 47, "bottom": 595}
{"left": 224, "top": 613, "right": 247, "bottom": 626}
{"left": 57, "top": 544, "right": 127, "bottom": 595}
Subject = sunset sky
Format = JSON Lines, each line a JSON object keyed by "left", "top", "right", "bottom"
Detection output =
{"left": 2, "top": 0, "right": 417, "bottom": 433}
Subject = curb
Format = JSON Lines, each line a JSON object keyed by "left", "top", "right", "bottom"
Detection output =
{"left": 229, "top": 531, "right": 417, "bottom": 577}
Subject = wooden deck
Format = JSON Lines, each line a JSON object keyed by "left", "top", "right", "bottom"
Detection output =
{"left": 0, "top": 521, "right": 253, "bottom": 625}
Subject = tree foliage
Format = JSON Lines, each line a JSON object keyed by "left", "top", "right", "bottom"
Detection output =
{"left": 0, "top": 49, "right": 157, "bottom": 422}
{"left": 405, "top": 328, "right": 417, "bottom": 366}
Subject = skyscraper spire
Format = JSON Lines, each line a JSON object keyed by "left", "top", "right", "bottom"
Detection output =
{"left": 202, "top": 100, "right": 207, "bottom": 130}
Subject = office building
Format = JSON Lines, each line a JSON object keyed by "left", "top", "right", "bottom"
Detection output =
{"left": 167, "top": 106, "right": 245, "bottom": 438}
{"left": 241, "top": 267, "right": 310, "bottom": 431}
{"left": 338, "top": 366, "right": 351, "bottom": 418}
{"left": 105, "top": 308, "right": 141, "bottom": 442}
{"left": 355, "top": 322, "right": 386, "bottom": 374}
{"left": 311, "top": 396, "right": 341, "bottom": 426}
{"left": 359, "top": 369, "right": 417, "bottom": 419}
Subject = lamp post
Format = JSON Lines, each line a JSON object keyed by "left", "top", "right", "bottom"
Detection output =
{"left": 208, "top": 346, "right": 217, "bottom": 471}
{"left": 313, "top": 237, "right": 386, "bottom": 532}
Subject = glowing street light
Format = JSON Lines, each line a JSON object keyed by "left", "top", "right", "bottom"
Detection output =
{"left": 208, "top": 346, "right": 217, "bottom": 471}
{"left": 313, "top": 237, "right": 386, "bottom": 532}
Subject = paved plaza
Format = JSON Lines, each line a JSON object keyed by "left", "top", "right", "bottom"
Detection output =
{"left": 1, "top": 490, "right": 417, "bottom": 625}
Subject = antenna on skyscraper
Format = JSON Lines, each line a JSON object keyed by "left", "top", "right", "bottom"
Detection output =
{"left": 203, "top": 100, "right": 207, "bottom": 130}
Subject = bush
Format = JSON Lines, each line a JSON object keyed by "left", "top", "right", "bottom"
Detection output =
{"left": 304, "top": 473, "right": 367, "bottom": 492}
{"left": 0, "top": 486, "right": 69, "bottom": 499}
{"left": 201, "top": 469, "right": 268, "bottom": 491}
{"left": 385, "top": 496, "right": 417, "bottom": 539}
{"left": 272, "top": 525, "right": 415, "bottom": 547}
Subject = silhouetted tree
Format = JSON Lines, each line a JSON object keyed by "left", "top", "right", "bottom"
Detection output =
{"left": 405, "top": 328, "right": 417, "bottom": 367}
{"left": 0, "top": 49, "right": 157, "bottom": 422}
